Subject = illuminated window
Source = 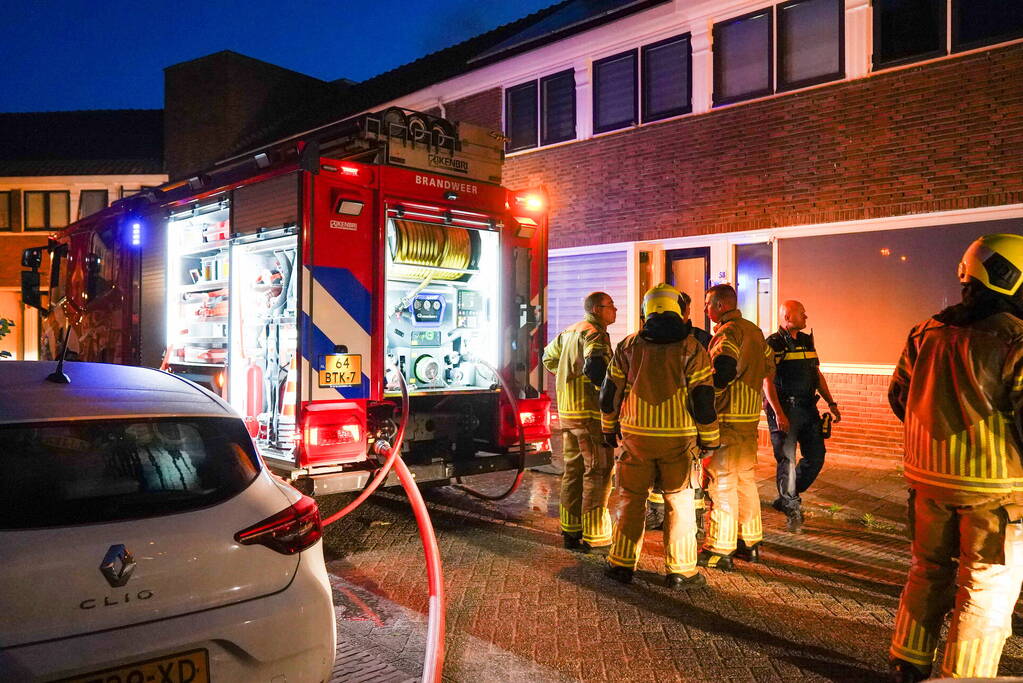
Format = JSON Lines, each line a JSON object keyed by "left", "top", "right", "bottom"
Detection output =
{"left": 594, "top": 49, "right": 637, "bottom": 133}
{"left": 778, "top": 0, "right": 844, "bottom": 91}
{"left": 713, "top": 9, "right": 773, "bottom": 106}
{"left": 78, "top": 189, "right": 109, "bottom": 219}
{"left": 24, "top": 191, "right": 70, "bottom": 231}
{"left": 0, "top": 191, "right": 11, "bottom": 231}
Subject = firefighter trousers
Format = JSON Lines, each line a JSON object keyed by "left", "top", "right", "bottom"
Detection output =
{"left": 559, "top": 417, "right": 613, "bottom": 546}
{"left": 704, "top": 424, "right": 763, "bottom": 554}
{"left": 891, "top": 491, "right": 1023, "bottom": 678}
{"left": 608, "top": 434, "right": 699, "bottom": 575}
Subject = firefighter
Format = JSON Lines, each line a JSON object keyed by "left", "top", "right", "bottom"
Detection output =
{"left": 888, "top": 233, "right": 1023, "bottom": 682}
{"left": 646, "top": 290, "right": 712, "bottom": 532}
{"left": 763, "top": 300, "right": 842, "bottom": 533}
{"left": 601, "top": 284, "right": 719, "bottom": 588}
{"left": 543, "top": 292, "right": 616, "bottom": 552}
{"left": 699, "top": 284, "right": 774, "bottom": 569}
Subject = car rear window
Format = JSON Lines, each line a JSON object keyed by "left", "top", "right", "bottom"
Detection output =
{"left": 0, "top": 417, "right": 261, "bottom": 529}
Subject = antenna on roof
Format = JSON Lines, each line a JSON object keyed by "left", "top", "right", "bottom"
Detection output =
{"left": 46, "top": 326, "right": 73, "bottom": 384}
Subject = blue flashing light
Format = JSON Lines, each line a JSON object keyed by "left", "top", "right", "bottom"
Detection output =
{"left": 130, "top": 222, "right": 142, "bottom": 247}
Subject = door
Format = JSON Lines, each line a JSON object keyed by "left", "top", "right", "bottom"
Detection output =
{"left": 665, "top": 247, "right": 710, "bottom": 331}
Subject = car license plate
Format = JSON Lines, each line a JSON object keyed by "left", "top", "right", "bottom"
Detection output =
{"left": 319, "top": 353, "right": 362, "bottom": 387}
{"left": 59, "top": 648, "right": 209, "bottom": 683}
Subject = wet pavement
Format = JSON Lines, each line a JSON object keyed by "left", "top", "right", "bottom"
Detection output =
{"left": 319, "top": 446, "right": 1023, "bottom": 682}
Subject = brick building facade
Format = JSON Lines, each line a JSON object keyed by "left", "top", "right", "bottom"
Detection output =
{"left": 359, "top": 0, "right": 1023, "bottom": 461}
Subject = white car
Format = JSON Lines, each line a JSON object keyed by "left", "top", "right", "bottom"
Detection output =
{"left": 0, "top": 361, "right": 336, "bottom": 682}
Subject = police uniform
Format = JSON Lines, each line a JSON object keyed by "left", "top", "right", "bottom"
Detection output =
{"left": 701, "top": 309, "right": 774, "bottom": 564}
{"left": 765, "top": 329, "right": 827, "bottom": 517}
{"left": 543, "top": 314, "right": 614, "bottom": 547}
{"left": 601, "top": 285, "right": 719, "bottom": 585}
{"left": 888, "top": 233, "right": 1023, "bottom": 681}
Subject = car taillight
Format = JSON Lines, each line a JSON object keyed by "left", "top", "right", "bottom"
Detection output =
{"left": 235, "top": 495, "right": 322, "bottom": 555}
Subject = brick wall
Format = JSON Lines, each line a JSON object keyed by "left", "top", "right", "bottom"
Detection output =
{"left": 445, "top": 88, "right": 503, "bottom": 132}
{"left": 822, "top": 372, "right": 903, "bottom": 460}
{"left": 489, "top": 43, "right": 1023, "bottom": 248}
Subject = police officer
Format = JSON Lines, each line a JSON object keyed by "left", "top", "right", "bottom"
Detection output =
{"left": 888, "top": 234, "right": 1023, "bottom": 682}
{"left": 646, "top": 290, "right": 712, "bottom": 532}
{"left": 543, "top": 292, "right": 616, "bottom": 552}
{"left": 699, "top": 284, "right": 774, "bottom": 569}
{"left": 763, "top": 300, "right": 841, "bottom": 533}
{"left": 601, "top": 284, "right": 719, "bottom": 588}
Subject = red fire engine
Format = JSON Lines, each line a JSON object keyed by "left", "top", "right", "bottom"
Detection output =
{"left": 21, "top": 108, "right": 552, "bottom": 495}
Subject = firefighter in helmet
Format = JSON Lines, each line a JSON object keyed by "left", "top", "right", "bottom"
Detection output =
{"left": 699, "top": 284, "right": 775, "bottom": 569}
{"left": 600, "top": 284, "right": 719, "bottom": 588}
{"left": 888, "top": 233, "right": 1023, "bottom": 682}
{"left": 543, "top": 292, "right": 616, "bottom": 552}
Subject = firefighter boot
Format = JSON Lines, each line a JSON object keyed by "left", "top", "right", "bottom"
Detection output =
{"left": 785, "top": 508, "right": 804, "bottom": 534}
{"left": 697, "top": 549, "right": 734, "bottom": 571}
{"left": 605, "top": 564, "right": 634, "bottom": 584}
{"left": 645, "top": 501, "right": 665, "bottom": 530}
{"left": 888, "top": 659, "right": 929, "bottom": 683}
{"left": 563, "top": 531, "right": 583, "bottom": 551}
{"left": 734, "top": 539, "right": 762, "bottom": 563}
{"left": 666, "top": 572, "right": 707, "bottom": 590}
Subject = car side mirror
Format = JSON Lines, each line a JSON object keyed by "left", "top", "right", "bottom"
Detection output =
{"left": 21, "top": 270, "right": 42, "bottom": 310}
{"left": 85, "top": 252, "right": 102, "bottom": 301}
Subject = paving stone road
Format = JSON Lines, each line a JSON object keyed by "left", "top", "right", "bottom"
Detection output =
{"left": 321, "top": 451, "right": 1023, "bottom": 682}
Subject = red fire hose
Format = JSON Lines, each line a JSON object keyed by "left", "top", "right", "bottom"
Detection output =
{"left": 454, "top": 358, "right": 528, "bottom": 502}
{"left": 321, "top": 370, "right": 445, "bottom": 683}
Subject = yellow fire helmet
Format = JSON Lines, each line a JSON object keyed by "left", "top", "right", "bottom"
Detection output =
{"left": 642, "top": 283, "right": 684, "bottom": 318}
{"left": 957, "top": 233, "right": 1023, "bottom": 298}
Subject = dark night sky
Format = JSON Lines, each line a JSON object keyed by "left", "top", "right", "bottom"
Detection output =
{"left": 0, "top": 0, "right": 556, "bottom": 113}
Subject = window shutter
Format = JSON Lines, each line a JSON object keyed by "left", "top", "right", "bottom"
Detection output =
{"left": 778, "top": 0, "right": 843, "bottom": 90}
{"left": 547, "top": 251, "right": 629, "bottom": 348}
{"left": 505, "top": 82, "right": 538, "bottom": 152}
{"left": 714, "top": 10, "right": 773, "bottom": 105}
{"left": 594, "top": 50, "right": 637, "bottom": 133}
{"left": 642, "top": 35, "right": 692, "bottom": 122}
{"left": 541, "top": 70, "right": 576, "bottom": 146}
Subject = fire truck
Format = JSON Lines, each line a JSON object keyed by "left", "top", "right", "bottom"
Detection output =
{"left": 21, "top": 108, "right": 552, "bottom": 495}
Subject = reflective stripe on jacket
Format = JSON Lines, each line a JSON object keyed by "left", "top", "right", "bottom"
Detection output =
{"left": 601, "top": 333, "right": 719, "bottom": 443}
{"left": 890, "top": 311, "right": 1023, "bottom": 501}
{"left": 543, "top": 316, "right": 611, "bottom": 421}
{"left": 710, "top": 310, "right": 774, "bottom": 424}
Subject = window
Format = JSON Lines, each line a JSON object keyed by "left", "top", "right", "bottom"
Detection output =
{"left": 594, "top": 50, "right": 637, "bottom": 133}
{"left": 714, "top": 9, "right": 774, "bottom": 105}
{"left": 24, "top": 191, "right": 70, "bottom": 231}
{"left": 540, "top": 70, "right": 576, "bottom": 145}
{"left": 505, "top": 81, "right": 538, "bottom": 152}
{"left": 49, "top": 244, "right": 68, "bottom": 304}
{"left": 0, "top": 191, "right": 11, "bottom": 231}
{"left": 952, "top": 0, "right": 1023, "bottom": 52}
{"left": 78, "top": 189, "right": 109, "bottom": 219}
{"left": 873, "top": 0, "right": 945, "bottom": 68}
{"left": 642, "top": 34, "right": 692, "bottom": 122}
{"left": 778, "top": 0, "right": 844, "bottom": 91}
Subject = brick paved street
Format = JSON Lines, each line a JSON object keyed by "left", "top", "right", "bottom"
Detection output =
{"left": 321, "top": 451, "right": 1023, "bottom": 682}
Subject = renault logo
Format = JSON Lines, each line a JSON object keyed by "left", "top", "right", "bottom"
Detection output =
{"left": 100, "top": 544, "right": 136, "bottom": 588}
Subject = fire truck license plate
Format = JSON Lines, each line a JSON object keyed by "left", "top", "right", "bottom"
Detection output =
{"left": 319, "top": 354, "right": 362, "bottom": 386}
{"left": 60, "top": 648, "right": 209, "bottom": 683}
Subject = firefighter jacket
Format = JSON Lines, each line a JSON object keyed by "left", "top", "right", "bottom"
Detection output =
{"left": 600, "top": 331, "right": 719, "bottom": 446}
{"left": 766, "top": 329, "right": 820, "bottom": 401}
{"left": 543, "top": 314, "right": 611, "bottom": 422}
{"left": 710, "top": 310, "right": 775, "bottom": 425}
{"left": 889, "top": 308, "right": 1023, "bottom": 503}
